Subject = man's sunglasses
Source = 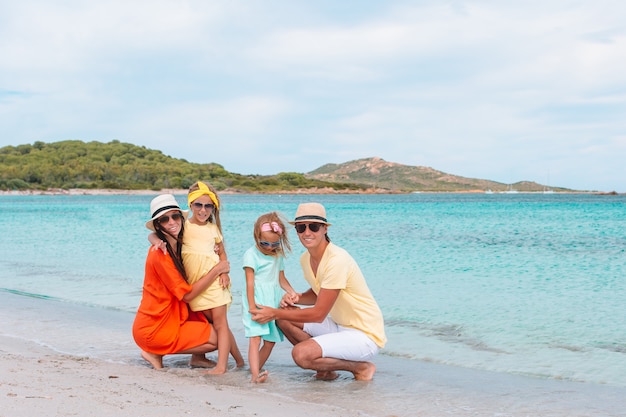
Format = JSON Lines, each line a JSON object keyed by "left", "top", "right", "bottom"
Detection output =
{"left": 158, "top": 212, "right": 183, "bottom": 225}
{"left": 294, "top": 223, "right": 323, "bottom": 234}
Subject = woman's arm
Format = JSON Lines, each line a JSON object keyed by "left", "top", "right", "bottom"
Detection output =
{"left": 182, "top": 259, "right": 230, "bottom": 302}
{"left": 215, "top": 241, "right": 230, "bottom": 288}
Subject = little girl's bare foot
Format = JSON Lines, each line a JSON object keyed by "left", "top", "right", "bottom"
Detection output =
{"left": 251, "top": 370, "right": 269, "bottom": 383}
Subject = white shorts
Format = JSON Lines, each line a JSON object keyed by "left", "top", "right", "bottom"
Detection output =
{"left": 303, "top": 317, "right": 379, "bottom": 362}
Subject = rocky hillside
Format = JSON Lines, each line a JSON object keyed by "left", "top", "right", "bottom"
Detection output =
{"left": 306, "top": 157, "right": 570, "bottom": 193}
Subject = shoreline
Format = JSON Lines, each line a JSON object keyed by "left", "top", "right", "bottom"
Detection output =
{"left": 1, "top": 291, "right": 625, "bottom": 417}
{"left": 0, "top": 188, "right": 398, "bottom": 196}
{"left": 0, "top": 188, "right": 616, "bottom": 196}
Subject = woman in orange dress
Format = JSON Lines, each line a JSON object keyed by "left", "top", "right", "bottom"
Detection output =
{"left": 132, "top": 194, "right": 230, "bottom": 369}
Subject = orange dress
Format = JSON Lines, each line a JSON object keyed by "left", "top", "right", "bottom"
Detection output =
{"left": 132, "top": 248, "right": 212, "bottom": 355}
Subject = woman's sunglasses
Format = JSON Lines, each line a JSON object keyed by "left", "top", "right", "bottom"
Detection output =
{"left": 192, "top": 202, "right": 215, "bottom": 210}
{"left": 158, "top": 212, "right": 183, "bottom": 225}
{"left": 294, "top": 223, "right": 323, "bottom": 234}
{"left": 260, "top": 240, "right": 281, "bottom": 248}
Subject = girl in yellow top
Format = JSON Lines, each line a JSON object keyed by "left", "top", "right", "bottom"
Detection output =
{"left": 150, "top": 181, "right": 244, "bottom": 374}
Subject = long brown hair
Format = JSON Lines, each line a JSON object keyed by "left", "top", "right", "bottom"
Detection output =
{"left": 153, "top": 212, "right": 188, "bottom": 281}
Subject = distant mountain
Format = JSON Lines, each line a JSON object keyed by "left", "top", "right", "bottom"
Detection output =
{"left": 306, "top": 157, "right": 573, "bottom": 193}
{"left": 1, "top": 141, "right": 576, "bottom": 193}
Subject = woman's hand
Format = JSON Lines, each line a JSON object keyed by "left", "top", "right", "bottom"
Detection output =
{"left": 215, "top": 259, "right": 230, "bottom": 275}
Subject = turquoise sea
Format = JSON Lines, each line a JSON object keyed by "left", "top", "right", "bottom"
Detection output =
{"left": 1, "top": 193, "right": 625, "bottom": 416}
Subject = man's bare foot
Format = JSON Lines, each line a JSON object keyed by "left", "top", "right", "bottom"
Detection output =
{"left": 235, "top": 359, "right": 245, "bottom": 368}
{"left": 353, "top": 362, "right": 376, "bottom": 381}
{"left": 251, "top": 370, "right": 269, "bottom": 383}
{"left": 314, "top": 370, "right": 339, "bottom": 380}
{"left": 189, "top": 355, "right": 217, "bottom": 368}
{"left": 141, "top": 351, "right": 164, "bottom": 369}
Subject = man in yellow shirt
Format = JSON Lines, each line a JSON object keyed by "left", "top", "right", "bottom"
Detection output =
{"left": 250, "top": 203, "right": 386, "bottom": 381}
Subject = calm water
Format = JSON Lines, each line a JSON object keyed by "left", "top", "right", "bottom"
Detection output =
{"left": 1, "top": 193, "right": 625, "bottom": 406}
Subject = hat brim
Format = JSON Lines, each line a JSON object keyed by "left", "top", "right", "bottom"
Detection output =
{"left": 145, "top": 209, "right": 189, "bottom": 231}
{"left": 288, "top": 219, "right": 331, "bottom": 226}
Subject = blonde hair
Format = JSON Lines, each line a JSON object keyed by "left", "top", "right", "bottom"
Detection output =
{"left": 187, "top": 181, "right": 223, "bottom": 232}
{"left": 253, "top": 211, "right": 291, "bottom": 255}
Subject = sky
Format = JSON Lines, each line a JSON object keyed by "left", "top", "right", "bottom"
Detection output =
{"left": 1, "top": 1, "right": 625, "bottom": 192}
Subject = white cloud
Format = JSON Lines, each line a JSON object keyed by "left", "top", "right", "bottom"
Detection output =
{"left": 0, "top": 0, "right": 625, "bottom": 191}
{"left": 1, "top": 1, "right": 212, "bottom": 70}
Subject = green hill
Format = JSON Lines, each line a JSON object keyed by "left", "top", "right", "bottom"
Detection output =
{"left": 0, "top": 140, "right": 364, "bottom": 192}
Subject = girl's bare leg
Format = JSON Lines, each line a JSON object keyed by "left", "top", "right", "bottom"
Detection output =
{"left": 200, "top": 297, "right": 243, "bottom": 367}
{"left": 228, "top": 329, "right": 245, "bottom": 367}
{"left": 204, "top": 306, "right": 230, "bottom": 374}
{"left": 258, "top": 340, "right": 275, "bottom": 370}
{"left": 248, "top": 336, "right": 261, "bottom": 382}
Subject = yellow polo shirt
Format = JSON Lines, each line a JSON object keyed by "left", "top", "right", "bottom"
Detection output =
{"left": 300, "top": 243, "right": 387, "bottom": 348}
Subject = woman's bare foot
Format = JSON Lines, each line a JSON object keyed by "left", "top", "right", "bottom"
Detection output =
{"left": 235, "top": 359, "right": 245, "bottom": 368}
{"left": 314, "top": 370, "right": 339, "bottom": 380}
{"left": 353, "top": 362, "right": 376, "bottom": 381}
{"left": 251, "top": 369, "right": 269, "bottom": 383}
{"left": 189, "top": 354, "right": 217, "bottom": 368}
{"left": 141, "top": 351, "right": 164, "bottom": 369}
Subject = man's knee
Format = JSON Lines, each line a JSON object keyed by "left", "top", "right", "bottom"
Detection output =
{"left": 292, "top": 340, "right": 321, "bottom": 367}
{"left": 291, "top": 343, "right": 308, "bottom": 366}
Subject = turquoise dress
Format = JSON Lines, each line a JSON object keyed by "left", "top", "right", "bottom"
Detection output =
{"left": 241, "top": 246, "right": 285, "bottom": 342}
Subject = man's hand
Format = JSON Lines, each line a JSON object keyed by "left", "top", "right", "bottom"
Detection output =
{"left": 249, "top": 305, "right": 275, "bottom": 324}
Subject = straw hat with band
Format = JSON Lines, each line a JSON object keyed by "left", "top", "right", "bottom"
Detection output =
{"left": 145, "top": 194, "right": 189, "bottom": 231}
{"left": 289, "top": 202, "right": 331, "bottom": 226}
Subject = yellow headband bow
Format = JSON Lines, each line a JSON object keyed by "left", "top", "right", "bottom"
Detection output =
{"left": 188, "top": 182, "right": 219, "bottom": 209}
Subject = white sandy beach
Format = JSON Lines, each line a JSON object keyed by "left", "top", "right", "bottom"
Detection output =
{"left": 3, "top": 331, "right": 626, "bottom": 417}
{"left": 0, "top": 335, "right": 366, "bottom": 417}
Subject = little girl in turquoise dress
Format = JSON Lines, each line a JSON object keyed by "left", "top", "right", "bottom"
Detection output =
{"left": 242, "top": 212, "right": 298, "bottom": 383}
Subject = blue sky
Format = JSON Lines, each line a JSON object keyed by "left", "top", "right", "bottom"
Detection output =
{"left": 1, "top": 1, "right": 625, "bottom": 192}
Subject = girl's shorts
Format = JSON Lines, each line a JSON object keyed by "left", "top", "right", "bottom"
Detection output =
{"left": 303, "top": 317, "right": 379, "bottom": 362}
